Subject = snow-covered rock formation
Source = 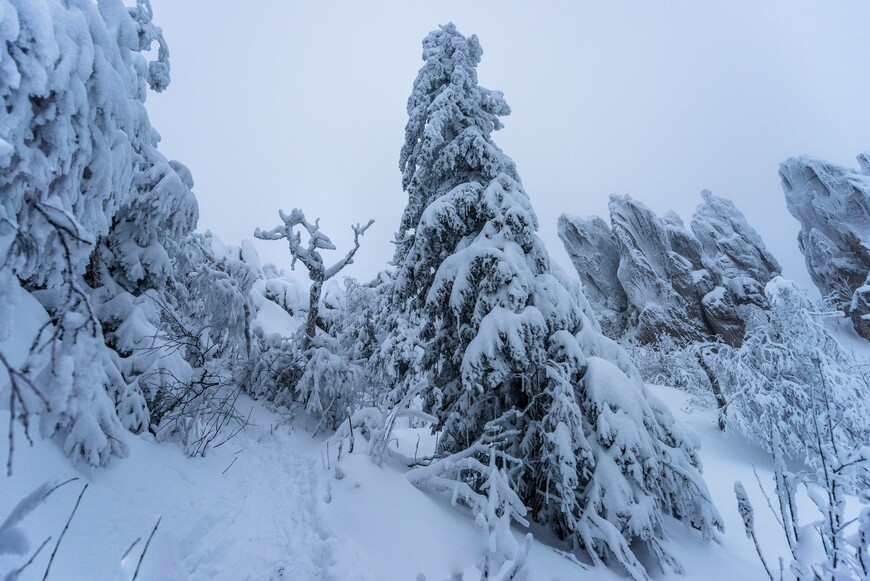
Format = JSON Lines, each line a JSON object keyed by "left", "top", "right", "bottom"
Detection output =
{"left": 780, "top": 153, "right": 870, "bottom": 339}
{"left": 556, "top": 214, "right": 627, "bottom": 337}
{"left": 608, "top": 194, "right": 710, "bottom": 344}
{"left": 690, "top": 191, "right": 782, "bottom": 346}
{"left": 560, "top": 190, "right": 781, "bottom": 347}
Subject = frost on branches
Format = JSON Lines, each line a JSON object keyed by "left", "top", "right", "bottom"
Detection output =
{"left": 0, "top": 0, "right": 252, "bottom": 467}
{"left": 254, "top": 209, "right": 374, "bottom": 430}
{"left": 385, "top": 23, "right": 722, "bottom": 580}
{"left": 710, "top": 278, "right": 870, "bottom": 473}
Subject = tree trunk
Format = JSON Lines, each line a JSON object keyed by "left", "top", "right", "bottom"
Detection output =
{"left": 84, "top": 236, "right": 102, "bottom": 288}
{"left": 306, "top": 278, "right": 322, "bottom": 345}
{"left": 697, "top": 347, "right": 727, "bottom": 431}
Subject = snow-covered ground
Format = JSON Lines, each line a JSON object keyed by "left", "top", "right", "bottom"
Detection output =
{"left": 5, "top": 376, "right": 856, "bottom": 581}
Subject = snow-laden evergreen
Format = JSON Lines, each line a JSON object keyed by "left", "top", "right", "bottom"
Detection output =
{"left": 0, "top": 0, "right": 254, "bottom": 467}
{"left": 394, "top": 22, "right": 518, "bottom": 269}
{"left": 383, "top": 23, "right": 722, "bottom": 579}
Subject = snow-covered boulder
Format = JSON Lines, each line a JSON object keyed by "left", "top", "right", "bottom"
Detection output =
{"left": 691, "top": 190, "right": 781, "bottom": 284}
{"left": 780, "top": 154, "right": 870, "bottom": 339}
{"left": 690, "top": 190, "right": 781, "bottom": 345}
{"left": 850, "top": 275, "right": 870, "bottom": 339}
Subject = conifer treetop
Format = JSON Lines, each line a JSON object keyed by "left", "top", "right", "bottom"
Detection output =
{"left": 395, "top": 23, "right": 518, "bottom": 262}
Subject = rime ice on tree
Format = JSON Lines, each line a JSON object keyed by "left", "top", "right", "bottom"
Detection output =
{"left": 385, "top": 23, "right": 723, "bottom": 580}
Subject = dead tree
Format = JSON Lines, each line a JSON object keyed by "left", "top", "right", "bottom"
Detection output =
{"left": 255, "top": 208, "right": 373, "bottom": 344}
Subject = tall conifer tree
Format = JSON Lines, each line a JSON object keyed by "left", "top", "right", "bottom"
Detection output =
{"left": 390, "top": 24, "right": 722, "bottom": 578}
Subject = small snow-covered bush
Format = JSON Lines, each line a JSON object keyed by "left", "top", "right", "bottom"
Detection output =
{"left": 246, "top": 279, "right": 375, "bottom": 432}
{"left": 735, "top": 439, "right": 870, "bottom": 579}
{"left": 296, "top": 333, "right": 364, "bottom": 432}
{"left": 712, "top": 278, "right": 870, "bottom": 474}
{"left": 624, "top": 336, "right": 711, "bottom": 394}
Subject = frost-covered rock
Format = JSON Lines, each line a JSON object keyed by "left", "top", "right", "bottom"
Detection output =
{"left": 607, "top": 194, "right": 710, "bottom": 344}
{"left": 557, "top": 214, "right": 627, "bottom": 337}
{"left": 690, "top": 190, "right": 781, "bottom": 345}
{"left": 691, "top": 190, "right": 781, "bottom": 284}
{"left": 560, "top": 191, "right": 780, "bottom": 348}
{"left": 780, "top": 153, "right": 870, "bottom": 339}
{"left": 850, "top": 277, "right": 870, "bottom": 340}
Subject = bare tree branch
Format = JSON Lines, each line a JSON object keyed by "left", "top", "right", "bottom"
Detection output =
{"left": 255, "top": 208, "right": 373, "bottom": 342}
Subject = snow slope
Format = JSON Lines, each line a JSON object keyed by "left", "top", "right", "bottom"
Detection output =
{"left": 0, "top": 399, "right": 361, "bottom": 580}
{"left": 5, "top": 379, "right": 840, "bottom": 580}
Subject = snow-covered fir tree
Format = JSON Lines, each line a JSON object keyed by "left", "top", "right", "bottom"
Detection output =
{"left": 386, "top": 23, "right": 723, "bottom": 579}
{"left": 393, "top": 22, "right": 518, "bottom": 269}
{"left": 0, "top": 0, "right": 254, "bottom": 466}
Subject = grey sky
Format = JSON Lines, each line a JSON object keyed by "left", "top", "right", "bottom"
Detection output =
{"left": 147, "top": 1, "right": 870, "bottom": 292}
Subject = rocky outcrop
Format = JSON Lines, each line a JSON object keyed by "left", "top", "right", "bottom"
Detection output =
{"left": 780, "top": 153, "right": 870, "bottom": 339}
{"left": 607, "top": 195, "right": 710, "bottom": 344}
{"left": 560, "top": 190, "right": 781, "bottom": 347}
{"left": 691, "top": 191, "right": 781, "bottom": 283}
{"left": 556, "top": 215, "right": 627, "bottom": 337}
{"left": 690, "top": 190, "right": 782, "bottom": 345}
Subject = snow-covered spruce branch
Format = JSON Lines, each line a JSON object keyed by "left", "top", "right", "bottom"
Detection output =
{"left": 1, "top": 201, "right": 111, "bottom": 473}
{"left": 408, "top": 444, "right": 532, "bottom": 579}
{"left": 255, "top": 209, "right": 373, "bottom": 342}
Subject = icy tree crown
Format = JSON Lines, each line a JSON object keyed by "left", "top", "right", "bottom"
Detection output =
{"left": 395, "top": 23, "right": 517, "bottom": 261}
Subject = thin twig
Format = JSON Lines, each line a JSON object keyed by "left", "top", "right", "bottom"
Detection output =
{"left": 43, "top": 483, "right": 88, "bottom": 580}
{"left": 347, "top": 407, "right": 355, "bottom": 454}
{"left": 132, "top": 516, "right": 162, "bottom": 581}
{"left": 221, "top": 457, "right": 238, "bottom": 475}
{"left": 212, "top": 407, "right": 252, "bottom": 449}
{"left": 751, "top": 464, "right": 784, "bottom": 529}
{"left": 121, "top": 538, "right": 141, "bottom": 561}
{"left": 10, "top": 535, "right": 52, "bottom": 579}
{"left": 44, "top": 477, "right": 80, "bottom": 498}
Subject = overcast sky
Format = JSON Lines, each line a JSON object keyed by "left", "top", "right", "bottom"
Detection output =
{"left": 146, "top": 1, "right": 870, "bottom": 292}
